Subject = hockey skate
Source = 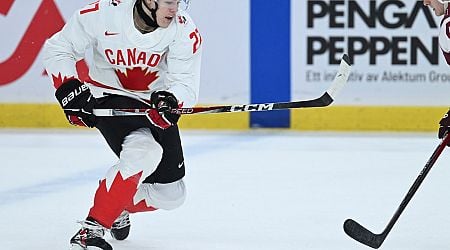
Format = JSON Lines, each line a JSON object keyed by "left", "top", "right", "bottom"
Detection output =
{"left": 110, "top": 211, "right": 131, "bottom": 240}
{"left": 70, "top": 218, "right": 112, "bottom": 250}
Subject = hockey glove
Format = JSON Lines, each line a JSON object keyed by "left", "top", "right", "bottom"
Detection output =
{"left": 55, "top": 79, "right": 97, "bottom": 128}
{"left": 438, "top": 109, "right": 450, "bottom": 146}
{"left": 147, "top": 91, "right": 180, "bottom": 129}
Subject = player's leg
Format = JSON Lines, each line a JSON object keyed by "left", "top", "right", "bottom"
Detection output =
{"left": 111, "top": 124, "right": 187, "bottom": 240}
{"left": 71, "top": 95, "right": 162, "bottom": 248}
{"left": 96, "top": 95, "right": 187, "bottom": 240}
{"left": 88, "top": 127, "right": 163, "bottom": 227}
{"left": 128, "top": 178, "right": 186, "bottom": 212}
{"left": 71, "top": 127, "right": 162, "bottom": 248}
{"left": 111, "top": 180, "right": 186, "bottom": 241}
{"left": 109, "top": 179, "right": 186, "bottom": 240}
{"left": 130, "top": 122, "right": 186, "bottom": 208}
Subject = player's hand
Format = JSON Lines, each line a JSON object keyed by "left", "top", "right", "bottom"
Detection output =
{"left": 147, "top": 91, "right": 180, "bottom": 129}
{"left": 55, "top": 79, "right": 97, "bottom": 127}
{"left": 438, "top": 109, "right": 450, "bottom": 145}
{"left": 424, "top": 0, "right": 446, "bottom": 16}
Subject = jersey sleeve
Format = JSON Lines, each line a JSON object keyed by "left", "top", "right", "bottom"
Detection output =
{"left": 42, "top": 3, "right": 98, "bottom": 89}
{"left": 439, "top": 9, "right": 450, "bottom": 65}
{"left": 165, "top": 15, "right": 203, "bottom": 108}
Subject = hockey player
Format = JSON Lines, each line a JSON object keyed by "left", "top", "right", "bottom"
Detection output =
{"left": 42, "top": 0, "right": 202, "bottom": 249}
{"left": 423, "top": 0, "right": 450, "bottom": 143}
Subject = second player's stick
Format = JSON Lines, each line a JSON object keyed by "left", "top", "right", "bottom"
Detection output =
{"left": 343, "top": 133, "right": 450, "bottom": 249}
{"left": 70, "top": 54, "right": 351, "bottom": 116}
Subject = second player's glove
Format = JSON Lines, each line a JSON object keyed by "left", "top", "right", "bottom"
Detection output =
{"left": 438, "top": 109, "right": 450, "bottom": 146}
{"left": 55, "top": 79, "right": 97, "bottom": 128}
{"left": 147, "top": 91, "right": 180, "bottom": 129}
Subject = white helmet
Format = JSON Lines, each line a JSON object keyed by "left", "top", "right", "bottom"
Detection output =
{"left": 154, "top": 0, "right": 191, "bottom": 10}
{"left": 181, "top": 0, "right": 191, "bottom": 10}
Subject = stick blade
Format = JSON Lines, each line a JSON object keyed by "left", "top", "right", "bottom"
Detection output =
{"left": 343, "top": 219, "right": 385, "bottom": 249}
{"left": 325, "top": 53, "right": 352, "bottom": 101}
{"left": 290, "top": 53, "right": 352, "bottom": 108}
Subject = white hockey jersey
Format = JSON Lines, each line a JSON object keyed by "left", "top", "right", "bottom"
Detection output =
{"left": 43, "top": 0, "right": 202, "bottom": 108}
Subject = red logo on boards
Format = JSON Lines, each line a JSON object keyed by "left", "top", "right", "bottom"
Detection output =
{"left": 0, "top": 0, "right": 89, "bottom": 86}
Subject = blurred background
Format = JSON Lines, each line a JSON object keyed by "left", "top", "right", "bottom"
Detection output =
{"left": 1, "top": 0, "right": 449, "bottom": 132}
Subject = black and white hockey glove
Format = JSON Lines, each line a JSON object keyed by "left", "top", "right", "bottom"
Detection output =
{"left": 438, "top": 109, "right": 450, "bottom": 146}
{"left": 55, "top": 79, "right": 97, "bottom": 128}
{"left": 147, "top": 91, "right": 180, "bottom": 129}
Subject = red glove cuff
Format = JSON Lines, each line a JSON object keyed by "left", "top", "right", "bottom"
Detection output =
{"left": 67, "top": 115, "right": 89, "bottom": 127}
{"left": 146, "top": 110, "right": 172, "bottom": 129}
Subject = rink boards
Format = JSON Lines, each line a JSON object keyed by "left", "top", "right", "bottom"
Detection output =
{"left": 0, "top": 104, "right": 446, "bottom": 131}
{"left": 0, "top": 1, "right": 449, "bottom": 130}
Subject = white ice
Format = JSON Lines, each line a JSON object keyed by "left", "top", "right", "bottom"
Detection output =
{"left": 1, "top": 130, "right": 450, "bottom": 250}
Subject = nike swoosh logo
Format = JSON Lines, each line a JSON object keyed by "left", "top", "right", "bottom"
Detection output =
{"left": 104, "top": 31, "right": 119, "bottom": 36}
{"left": 178, "top": 161, "right": 184, "bottom": 168}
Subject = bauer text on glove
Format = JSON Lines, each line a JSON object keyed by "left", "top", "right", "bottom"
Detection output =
{"left": 55, "top": 79, "right": 97, "bottom": 128}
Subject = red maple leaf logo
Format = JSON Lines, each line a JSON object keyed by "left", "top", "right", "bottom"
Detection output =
{"left": 115, "top": 67, "right": 159, "bottom": 91}
{"left": 51, "top": 73, "right": 75, "bottom": 88}
{"left": 89, "top": 170, "right": 143, "bottom": 227}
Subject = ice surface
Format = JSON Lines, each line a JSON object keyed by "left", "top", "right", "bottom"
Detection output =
{"left": 1, "top": 130, "right": 449, "bottom": 250}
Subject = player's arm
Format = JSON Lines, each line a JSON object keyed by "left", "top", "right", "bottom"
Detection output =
{"left": 42, "top": 3, "right": 99, "bottom": 127}
{"left": 145, "top": 16, "right": 203, "bottom": 130}
{"left": 164, "top": 16, "right": 203, "bottom": 108}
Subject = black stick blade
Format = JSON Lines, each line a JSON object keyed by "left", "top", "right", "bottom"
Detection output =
{"left": 343, "top": 219, "right": 385, "bottom": 249}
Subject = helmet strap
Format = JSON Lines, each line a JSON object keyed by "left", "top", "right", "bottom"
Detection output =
{"left": 135, "top": 0, "right": 159, "bottom": 28}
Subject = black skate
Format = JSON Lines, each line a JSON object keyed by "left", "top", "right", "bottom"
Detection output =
{"left": 70, "top": 218, "right": 112, "bottom": 250}
{"left": 110, "top": 211, "right": 130, "bottom": 240}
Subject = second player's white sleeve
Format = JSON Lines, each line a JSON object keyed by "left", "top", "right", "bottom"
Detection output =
{"left": 439, "top": 13, "right": 450, "bottom": 65}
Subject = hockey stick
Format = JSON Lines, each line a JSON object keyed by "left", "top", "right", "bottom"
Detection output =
{"left": 343, "top": 133, "right": 450, "bottom": 249}
{"left": 75, "top": 54, "right": 351, "bottom": 116}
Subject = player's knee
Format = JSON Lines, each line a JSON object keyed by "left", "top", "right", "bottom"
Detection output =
{"left": 135, "top": 179, "right": 186, "bottom": 210}
{"left": 118, "top": 128, "right": 163, "bottom": 178}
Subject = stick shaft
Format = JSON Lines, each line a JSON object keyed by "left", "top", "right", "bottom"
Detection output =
{"left": 83, "top": 54, "right": 351, "bottom": 116}
{"left": 382, "top": 132, "right": 450, "bottom": 235}
{"left": 92, "top": 92, "right": 334, "bottom": 116}
{"left": 344, "top": 133, "right": 450, "bottom": 249}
